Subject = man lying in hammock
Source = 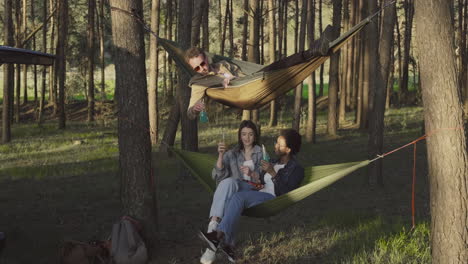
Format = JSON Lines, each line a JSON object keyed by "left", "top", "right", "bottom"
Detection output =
{"left": 186, "top": 25, "right": 335, "bottom": 120}
{"left": 198, "top": 129, "right": 304, "bottom": 263}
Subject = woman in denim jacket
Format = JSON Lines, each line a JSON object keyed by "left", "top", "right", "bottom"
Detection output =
{"left": 200, "top": 129, "right": 304, "bottom": 263}
{"left": 200, "top": 120, "right": 263, "bottom": 264}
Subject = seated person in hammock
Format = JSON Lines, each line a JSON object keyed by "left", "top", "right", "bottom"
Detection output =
{"left": 199, "top": 129, "right": 304, "bottom": 263}
{"left": 185, "top": 25, "right": 335, "bottom": 121}
{"left": 200, "top": 120, "right": 263, "bottom": 264}
{"left": 185, "top": 47, "right": 246, "bottom": 120}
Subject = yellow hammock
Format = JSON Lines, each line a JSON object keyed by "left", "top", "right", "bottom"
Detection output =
{"left": 157, "top": 9, "right": 378, "bottom": 110}
{"left": 170, "top": 148, "right": 369, "bottom": 218}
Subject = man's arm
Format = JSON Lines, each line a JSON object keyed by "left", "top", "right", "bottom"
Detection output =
{"left": 186, "top": 100, "right": 205, "bottom": 120}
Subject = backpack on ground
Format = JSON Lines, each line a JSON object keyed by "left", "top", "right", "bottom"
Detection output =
{"left": 110, "top": 216, "right": 148, "bottom": 264}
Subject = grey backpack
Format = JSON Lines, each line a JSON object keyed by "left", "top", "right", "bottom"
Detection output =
{"left": 110, "top": 217, "right": 148, "bottom": 264}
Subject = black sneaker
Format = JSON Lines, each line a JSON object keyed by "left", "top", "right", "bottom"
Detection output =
{"left": 220, "top": 244, "right": 236, "bottom": 263}
{"left": 198, "top": 230, "right": 220, "bottom": 252}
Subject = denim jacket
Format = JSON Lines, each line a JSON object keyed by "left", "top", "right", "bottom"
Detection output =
{"left": 260, "top": 157, "right": 304, "bottom": 196}
{"left": 212, "top": 144, "right": 263, "bottom": 185}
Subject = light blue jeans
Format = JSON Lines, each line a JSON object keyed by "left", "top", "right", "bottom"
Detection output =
{"left": 217, "top": 190, "right": 275, "bottom": 245}
{"left": 209, "top": 178, "right": 252, "bottom": 219}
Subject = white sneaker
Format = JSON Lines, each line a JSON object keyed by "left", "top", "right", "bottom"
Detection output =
{"left": 200, "top": 248, "right": 216, "bottom": 264}
{"left": 207, "top": 220, "right": 218, "bottom": 233}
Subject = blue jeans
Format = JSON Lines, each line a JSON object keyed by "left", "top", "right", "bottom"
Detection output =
{"left": 217, "top": 190, "right": 275, "bottom": 245}
{"left": 209, "top": 178, "right": 252, "bottom": 219}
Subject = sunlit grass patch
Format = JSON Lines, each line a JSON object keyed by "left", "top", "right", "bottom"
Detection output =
{"left": 237, "top": 213, "right": 430, "bottom": 264}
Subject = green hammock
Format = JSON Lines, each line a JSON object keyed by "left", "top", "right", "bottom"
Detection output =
{"left": 157, "top": 9, "right": 379, "bottom": 110}
{"left": 170, "top": 148, "right": 370, "bottom": 218}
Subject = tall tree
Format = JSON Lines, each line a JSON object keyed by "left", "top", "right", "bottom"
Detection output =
{"left": 359, "top": 0, "right": 369, "bottom": 129}
{"left": 268, "top": 0, "right": 278, "bottom": 127}
{"left": 2, "top": 0, "right": 14, "bottom": 143}
{"left": 49, "top": 0, "right": 57, "bottom": 114}
{"left": 191, "top": 0, "right": 205, "bottom": 47}
{"left": 178, "top": 0, "right": 197, "bottom": 151}
{"left": 318, "top": 0, "right": 324, "bottom": 97}
{"left": 14, "top": 0, "right": 21, "bottom": 123}
{"left": 327, "top": 0, "right": 342, "bottom": 136}
{"left": 148, "top": 0, "right": 160, "bottom": 145}
{"left": 38, "top": 0, "right": 47, "bottom": 124}
{"left": 110, "top": 0, "right": 158, "bottom": 257}
{"left": 31, "top": 0, "right": 38, "bottom": 103}
{"left": 414, "top": 0, "right": 468, "bottom": 262}
{"left": 339, "top": 0, "right": 350, "bottom": 124}
{"left": 305, "top": 0, "right": 317, "bottom": 143}
{"left": 97, "top": 0, "right": 106, "bottom": 100}
{"left": 22, "top": 0, "right": 28, "bottom": 105}
{"left": 87, "top": 0, "right": 95, "bottom": 122}
{"left": 56, "top": 0, "right": 68, "bottom": 129}
{"left": 367, "top": 0, "right": 396, "bottom": 186}
{"left": 399, "top": 0, "right": 414, "bottom": 97}
{"left": 292, "top": 0, "right": 308, "bottom": 131}
{"left": 249, "top": 0, "right": 260, "bottom": 124}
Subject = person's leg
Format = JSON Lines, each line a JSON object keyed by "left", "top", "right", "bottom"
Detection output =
{"left": 217, "top": 191, "right": 275, "bottom": 246}
{"left": 209, "top": 178, "right": 239, "bottom": 221}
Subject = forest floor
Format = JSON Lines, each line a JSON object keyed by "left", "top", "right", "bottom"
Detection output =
{"left": 0, "top": 101, "right": 433, "bottom": 264}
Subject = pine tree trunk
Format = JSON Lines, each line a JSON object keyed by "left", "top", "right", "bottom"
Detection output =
{"left": 293, "top": 0, "right": 308, "bottom": 132}
{"left": 318, "top": 0, "right": 324, "bottom": 97}
{"left": 15, "top": 0, "right": 21, "bottom": 123}
{"left": 327, "top": 0, "right": 342, "bottom": 136}
{"left": 400, "top": 0, "right": 414, "bottom": 97}
{"left": 249, "top": 0, "right": 260, "bottom": 125}
{"left": 167, "top": 0, "right": 174, "bottom": 101}
{"left": 305, "top": 0, "right": 316, "bottom": 143}
{"left": 56, "top": 0, "right": 68, "bottom": 129}
{"left": 22, "top": 0, "right": 28, "bottom": 105}
{"left": 2, "top": 0, "right": 14, "bottom": 143}
{"left": 191, "top": 0, "right": 204, "bottom": 47}
{"left": 414, "top": 1, "right": 468, "bottom": 262}
{"left": 241, "top": 0, "right": 248, "bottom": 61}
{"left": 268, "top": 0, "right": 278, "bottom": 127}
{"left": 367, "top": 0, "right": 395, "bottom": 187}
{"left": 178, "top": 0, "right": 197, "bottom": 151}
{"left": 87, "top": 0, "right": 95, "bottom": 122}
{"left": 148, "top": 0, "right": 160, "bottom": 145}
{"left": 202, "top": 0, "right": 209, "bottom": 51}
{"left": 339, "top": 0, "right": 350, "bottom": 125}
{"left": 359, "top": 0, "right": 369, "bottom": 130}
{"left": 49, "top": 0, "right": 56, "bottom": 112}
{"left": 38, "top": 0, "right": 47, "bottom": 125}
{"left": 110, "top": 0, "right": 158, "bottom": 257}
{"left": 99, "top": 0, "right": 105, "bottom": 101}
{"left": 31, "top": 0, "right": 38, "bottom": 104}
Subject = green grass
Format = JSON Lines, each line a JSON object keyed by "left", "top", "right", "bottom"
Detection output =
{"left": 0, "top": 106, "right": 431, "bottom": 263}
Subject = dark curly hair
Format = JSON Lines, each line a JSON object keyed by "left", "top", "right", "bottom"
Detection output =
{"left": 280, "top": 129, "right": 302, "bottom": 155}
{"left": 237, "top": 120, "right": 259, "bottom": 150}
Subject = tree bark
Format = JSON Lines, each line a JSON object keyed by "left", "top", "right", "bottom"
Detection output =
{"left": 110, "top": 0, "right": 158, "bottom": 257}
{"left": 38, "top": 0, "right": 47, "bottom": 125}
{"left": 15, "top": 0, "right": 21, "bottom": 123}
{"left": 414, "top": 1, "right": 468, "bottom": 262}
{"left": 49, "top": 0, "right": 57, "bottom": 113}
{"left": 249, "top": 0, "right": 260, "bottom": 125}
{"left": 2, "top": 0, "right": 14, "bottom": 143}
{"left": 202, "top": 0, "right": 209, "bottom": 51}
{"left": 31, "top": 0, "right": 38, "bottom": 104}
{"left": 318, "top": 0, "right": 324, "bottom": 97}
{"left": 305, "top": 0, "right": 316, "bottom": 143}
{"left": 178, "top": 0, "right": 197, "bottom": 151}
{"left": 327, "top": 0, "right": 342, "bottom": 137}
{"left": 292, "top": 0, "right": 308, "bottom": 132}
{"left": 268, "top": 0, "right": 278, "bottom": 127}
{"left": 359, "top": 0, "right": 369, "bottom": 130}
{"left": 339, "top": 0, "right": 350, "bottom": 125}
{"left": 399, "top": 0, "right": 414, "bottom": 96}
{"left": 56, "top": 0, "right": 68, "bottom": 129}
{"left": 367, "top": 0, "right": 395, "bottom": 187}
{"left": 191, "top": 0, "right": 205, "bottom": 47}
{"left": 98, "top": 0, "right": 106, "bottom": 101}
{"left": 22, "top": 0, "right": 28, "bottom": 105}
{"left": 148, "top": 0, "right": 160, "bottom": 146}
{"left": 87, "top": 0, "right": 95, "bottom": 122}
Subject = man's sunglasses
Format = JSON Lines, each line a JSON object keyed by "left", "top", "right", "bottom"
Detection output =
{"left": 193, "top": 61, "right": 207, "bottom": 72}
